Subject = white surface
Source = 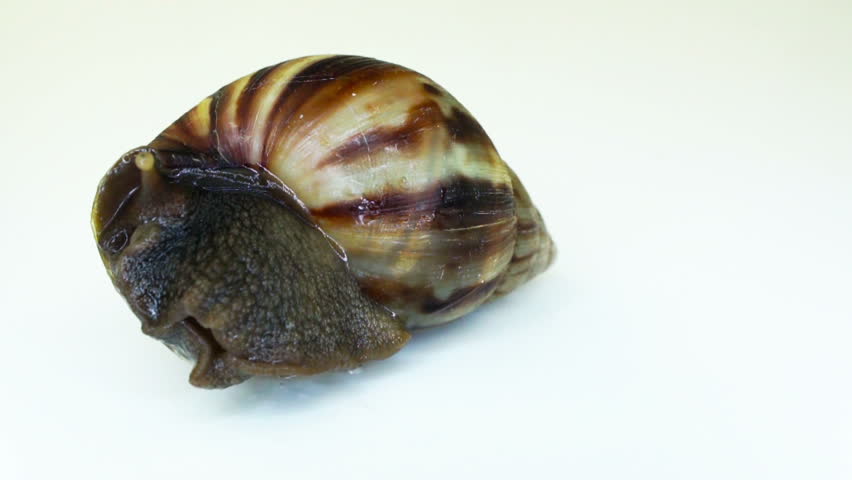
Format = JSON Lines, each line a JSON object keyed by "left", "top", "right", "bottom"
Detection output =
{"left": 2, "top": 1, "right": 851, "bottom": 478}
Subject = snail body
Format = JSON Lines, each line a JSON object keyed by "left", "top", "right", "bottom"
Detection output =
{"left": 93, "top": 55, "right": 554, "bottom": 388}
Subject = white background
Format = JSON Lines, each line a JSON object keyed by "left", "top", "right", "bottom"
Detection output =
{"left": 2, "top": 1, "right": 850, "bottom": 478}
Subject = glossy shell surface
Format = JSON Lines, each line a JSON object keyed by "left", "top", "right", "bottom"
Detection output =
{"left": 135, "top": 55, "right": 553, "bottom": 327}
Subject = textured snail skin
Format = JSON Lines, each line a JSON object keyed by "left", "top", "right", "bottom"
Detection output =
{"left": 92, "top": 55, "right": 554, "bottom": 388}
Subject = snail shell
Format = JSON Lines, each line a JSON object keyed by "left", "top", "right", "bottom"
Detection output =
{"left": 93, "top": 55, "right": 554, "bottom": 388}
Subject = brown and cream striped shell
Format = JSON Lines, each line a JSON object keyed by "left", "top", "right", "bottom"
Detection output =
{"left": 139, "top": 54, "right": 553, "bottom": 328}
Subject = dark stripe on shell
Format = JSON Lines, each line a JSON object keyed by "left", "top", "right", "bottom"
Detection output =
{"left": 359, "top": 277, "right": 500, "bottom": 317}
{"left": 209, "top": 89, "right": 224, "bottom": 154}
{"left": 151, "top": 105, "right": 212, "bottom": 153}
{"left": 446, "top": 107, "right": 492, "bottom": 145}
{"left": 261, "top": 56, "right": 401, "bottom": 165}
{"left": 313, "top": 176, "right": 514, "bottom": 230}
{"left": 317, "top": 100, "right": 444, "bottom": 168}
{"left": 236, "top": 65, "right": 276, "bottom": 132}
{"left": 423, "top": 278, "right": 499, "bottom": 314}
{"left": 149, "top": 132, "right": 187, "bottom": 152}
{"left": 516, "top": 221, "right": 539, "bottom": 234}
{"left": 510, "top": 251, "right": 537, "bottom": 263}
{"left": 212, "top": 83, "right": 244, "bottom": 163}
{"left": 168, "top": 118, "right": 196, "bottom": 150}
{"left": 422, "top": 83, "right": 442, "bottom": 95}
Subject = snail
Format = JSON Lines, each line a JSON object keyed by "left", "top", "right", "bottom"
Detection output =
{"left": 92, "top": 55, "right": 555, "bottom": 388}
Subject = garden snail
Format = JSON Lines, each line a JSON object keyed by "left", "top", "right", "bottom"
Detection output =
{"left": 92, "top": 55, "right": 555, "bottom": 388}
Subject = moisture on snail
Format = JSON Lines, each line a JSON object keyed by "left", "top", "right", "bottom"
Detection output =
{"left": 92, "top": 55, "right": 555, "bottom": 388}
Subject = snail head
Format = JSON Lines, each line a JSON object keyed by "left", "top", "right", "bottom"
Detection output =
{"left": 91, "top": 148, "right": 408, "bottom": 388}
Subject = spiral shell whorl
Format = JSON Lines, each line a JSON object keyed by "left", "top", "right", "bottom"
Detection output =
{"left": 149, "top": 55, "right": 551, "bottom": 327}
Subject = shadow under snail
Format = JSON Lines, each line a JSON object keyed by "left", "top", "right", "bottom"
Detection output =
{"left": 92, "top": 55, "right": 555, "bottom": 388}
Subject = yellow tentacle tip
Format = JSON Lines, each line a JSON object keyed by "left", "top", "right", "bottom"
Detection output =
{"left": 134, "top": 152, "right": 156, "bottom": 172}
